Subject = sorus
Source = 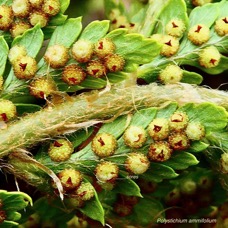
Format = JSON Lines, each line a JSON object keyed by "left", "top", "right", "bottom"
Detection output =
{"left": 29, "top": 77, "right": 57, "bottom": 99}
{"left": 168, "top": 132, "right": 190, "bottom": 151}
{"left": 185, "top": 122, "right": 205, "bottom": 141}
{"left": 10, "top": 21, "right": 31, "bottom": 38}
{"left": 0, "top": 5, "right": 13, "bottom": 31}
{"left": 214, "top": 17, "right": 228, "bottom": 36}
{"left": 13, "top": 55, "right": 37, "bottom": 80}
{"left": 29, "top": 10, "right": 49, "bottom": 28}
{"left": 48, "top": 138, "right": 74, "bottom": 162}
{"left": 44, "top": 44, "right": 69, "bottom": 69}
{"left": 165, "top": 19, "right": 186, "bottom": 38}
{"left": 148, "top": 141, "right": 173, "bottom": 162}
{"left": 71, "top": 40, "right": 94, "bottom": 63}
{"left": 12, "top": 0, "right": 30, "bottom": 18}
{"left": 62, "top": 64, "right": 86, "bottom": 86}
{"left": 29, "top": 0, "right": 44, "bottom": 8}
{"left": 42, "top": 0, "right": 61, "bottom": 16}
{"left": 95, "top": 161, "right": 119, "bottom": 183}
{"left": 160, "top": 35, "right": 180, "bottom": 57}
{"left": 198, "top": 46, "right": 221, "bottom": 68}
{"left": 192, "top": 0, "right": 212, "bottom": 6}
{"left": 188, "top": 24, "right": 210, "bottom": 45}
{"left": 123, "top": 125, "right": 147, "bottom": 148}
{"left": 148, "top": 118, "right": 169, "bottom": 141}
{"left": 104, "top": 54, "right": 125, "bottom": 72}
{"left": 94, "top": 38, "right": 116, "bottom": 59}
{"left": 86, "top": 60, "right": 106, "bottom": 78}
{"left": 8, "top": 45, "right": 27, "bottom": 63}
{"left": 169, "top": 111, "right": 189, "bottom": 132}
{"left": 75, "top": 182, "right": 95, "bottom": 201}
{"left": 159, "top": 64, "right": 183, "bottom": 84}
{"left": 125, "top": 152, "right": 150, "bottom": 175}
{"left": 0, "top": 99, "right": 17, "bottom": 122}
{"left": 57, "top": 168, "right": 82, "bottom": 190}
{"left": 91, "top": 132, "right": 117, "bottom": 158}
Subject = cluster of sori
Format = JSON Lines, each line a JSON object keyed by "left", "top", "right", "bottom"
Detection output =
{"left": 165, "top": 176, "right": 214, "bottom": 217}
{"left": 0, "top": 0, "right": 61, "bottom": 38}
{"left": 108, "top": 9, "right": 139, "bottom": 32}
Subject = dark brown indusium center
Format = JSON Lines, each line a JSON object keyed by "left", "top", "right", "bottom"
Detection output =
{"left": 19, "top": 63, "right": 27, "bottom": 71}
{"left": 98, "top": 137, "right": 105, "bottom": 146}
{"left": 54, "top": 141, "right": 63, "bottom": 147}
{"left": 195, "top": 25, "right": 202, "bottom": 33}
{"left": 165, "top": 40, "right": 172, "bottom": 46}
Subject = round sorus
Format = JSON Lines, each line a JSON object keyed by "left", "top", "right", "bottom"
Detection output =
{"left": 165, "top": 188, "right": 181, "bottom": 206}
{"left": 185, "top": 122, "right": 205, "bottom": 141}
{"left": 104, "top": 54, "right": 125, "bottom": 72}
{"left": 8, "top": 45, "right": 27, "bottom": 63}
{"left": 159, "top": 64, "right": 183, "bottom": 84}
{"left": 91, "top": 132, "right": 117, "bottom": 158}
{"left": 110, "top": 15, "right": 129, "bottom": 30}
{"left": 198, "top": 46, "right": 221, "bottom": 68}
{"left": 192, "top": 0, "right": 212, "bottom": 6}
{"left": 71, "top": 40, "right": 94, "bottom": 63}
{"left": 214, "top": 17, "right": 228, "bottom": 36}
{"left": 123, "top": 125, "right": 147, "bottom": 148}
{"left": 113, "top": 203, "right": 133, "bottom": 217}
{"left": 168, "top": 132, "right": 190, "bottom": 151}
{"left": 165, "top": 19, "right": 186, "bottom": 38}
{"left": 125, "top": 152, "right": 150, "bottom": 175}
{"left": 197, "top": 176, "right": 213, "bottom": 190}
{"left": 29, "top": 10, "right": 49, "bottom": 28}
{"left": 62, "top": 64, "right": 86, "bottom": 86}
{"left": 13, "top": 56, "right": 37, "bottom": 80}
{"left": 169, "top": 111, "right": 189, "bottom": 132}
{"left": 48, "top": 138, "right": 74, "bottom": 162}
{"left": 75, "top": 182, "right": 95, "bottom": 201}
{"left": 180, "top": 180, "right": 197, "bottom": 196}
{"left": 65, "top": 196, "right": 84, "bottom": 208}
{"left": 10, "top": 21, "right": 31, "bottom": 38}
{"left": 188, "top": 24, "right": 210, "bottom": 45}
{"left": 42, "top": 0, "right": 61, "bottom": 16}
{"left": 148, "top": 118, "right": 169, "bottom": 141}
{"left": 148, "top": 141, "right": 173, "bottom": 162}
{"left": 12, "top": 0, "right": 30, "bottom": 18}
{"left": 94, "top": 38, "right": 116, "bottom": 59}
{"left": 29, "top": 77, "right": 57, "bottom": 99}
{"left": 44, "top": 44, "right": 69, "bottom": 69}
{"left": 220, "top": 153, "right": 228, "bottom": 174}
{"left": 86, "top": 60, "right": 106, "bottom": 78}
{"left": 57, "top": 168, "right": 82, "bottom": 190}
{"left": 0, "top": 5, "right": 13, "bottom": 31}
{"left": 29, "top": 0, "right": 44, "bottom": 8}
{"left": 95, "top": 161, "right": 119, "bottom": 183}
{"left": 160, "top": 35, "right": 180, "bottom": 57}
{"left": 0, "top": 99, "right": 17, "bottom": 122}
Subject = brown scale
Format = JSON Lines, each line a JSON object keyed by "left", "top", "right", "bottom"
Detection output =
{"left": 0, "top": 113, "right": 7, "bottom": 122}
{"left": 195, "top": 25, "right": 202, "bottom": 33}
{"left": 209, "top": 59, "right": 217, "bottom": 65}
{"left": 98, "top": 41, "right": 103, "bottom": 50}
{"left": 54, "top": 141, "right": 63, "bottom": 147}
{"left": 92, "top": 69, "right": 99, "bottom": 75}
{"left": 98, "top": 137, "right": 105, "bottom": 146}
{"left": 153, "top": 125, "right": 162, "bottom": 132}
{"left": 68, "top": 77, "right": 78, "bottom": 84}
{"left": 222, "top": 17, "right": 228, "bottom": 23}
{"left": 19, "top": 63, "right": 27, "bottom": 71}
{"left": 172, "top": 22, "right": 178, "bottom": 28}
{"left": 165, "top": 40, "right": 172, "bottom": 46}
{"left": 134, "top": 134, "right": 142, "bottom": 142}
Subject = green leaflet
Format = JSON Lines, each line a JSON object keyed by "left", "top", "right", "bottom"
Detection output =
{"left": 206, "top": 131, "right": 228, "bottom": 150}
{"left": 15, "top": 104, "right": 41, "bottom": 115}
{"left": 155, "top": 0, "right": 189, "bottom": 34}
{"left": 48, "top": 17, "right": 82, "bottom": 47}
{"left": 178, "top": 103, "right": 228, "bottom": 132}
{"left": 0, "top": 190, "right": 32, "bottom": 226}
{"left": 79, "top": 189, "right": 105, "bottom": 225}
{"left": 114, "top": 172, "right": 142, "bottom": 197}
{"left": 162, "top": 152, "right": 199, "bottom": 170}
{"left": 67, "top": 128, "right": 94, "bottom": 148}
{"left": 142, "top": 163, "right": 179, "bottom": 183}
{"left": 79, "top": 20, "right": 110, "bottom": 42}
{"left": 188, "top": 3, "right": 219, "bottom": 27}
{"left": 106, "top": 29, "right": 161, "bottom": 64}
{"left": 0, "top": 36, "right": 8, "bottom": 76}
{"left": 181, "top": 70, "right": 203, "bottom": 84}
{"left": 104, "top": 0, "right": 125, "bottom": 18}
{"left": 156, "top": 102, "right": 178, "bottom": 118}
{"left": 128, "top": 197, "right": 164, "bottom": 226}
{"left": 0, "top": 0, "right": 12, "bottom": 5}
{"left": 187, "top": 141, "right": 209, "bottom": 153}
{"left": 60, "top": 0, "right": 70, "bottom": 13}
{"left": 49, "top": 14, "right": 68, "bottom": 26}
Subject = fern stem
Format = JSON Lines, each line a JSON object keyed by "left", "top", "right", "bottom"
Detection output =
{"left": 0, "top": 83, "right": 227, "bottom": 158}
